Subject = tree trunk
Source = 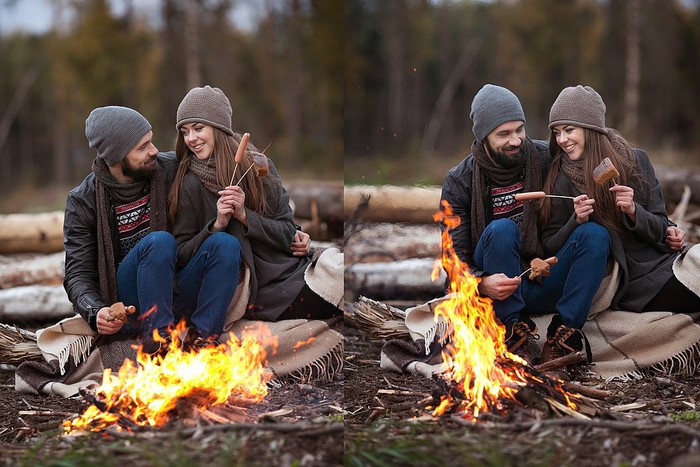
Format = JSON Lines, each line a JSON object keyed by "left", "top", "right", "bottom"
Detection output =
{"left": 0, "top": 252, "right": 64, "bottom": 289}
{"left": 0, "top": 212, "right": 64, "bottom": 254}
{"left": 345, "top": 258, "right": 446, "bottom": 301}
{"left": 345, "top": 223, "right": 441, "bottom": 264}
{"left": 344, "top": 185, "right": 441, "bottom": 224}
{"left": 623, "top": 0, "right": 641, "bottom": 140}
{"left": 0, "top": 285, "right": 73, "bottom": 322}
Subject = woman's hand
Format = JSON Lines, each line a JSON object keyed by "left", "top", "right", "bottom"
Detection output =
{"left": 666, "top": 225, "right": 685, "bottom": 250}
{"left": 215, "top": 185, "right": 247, "bottom": 229}
{"left": 96, "top": 306, "right": 124, "bottom": 335}
{"left": 610, "top": 184, "right": 636, "bottom": 221}
{"left": 291, "top": 231, "right": 311, "bottom": 256}
{"left": 573, "top": 194, "right": 595, "bottom": 224}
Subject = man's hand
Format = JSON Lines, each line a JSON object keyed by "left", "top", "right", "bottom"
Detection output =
{"left": 666, "top": 225, "right": 685, "bottom": 251}
{"left": 478, "top": 273, "right": 521, "bottom": 301}
{"left": 291, "top": 231, "right": 311, "bottom": 256}
{"left": 96, "top": 306, "right": 124, "bottom": 335}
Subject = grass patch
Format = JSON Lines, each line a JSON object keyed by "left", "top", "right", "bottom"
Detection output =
{"left": 345, "top": 420, "right": 566, "bottom": 467}
{"left": 670, "top": 410, "right": 700, "bottom": 422}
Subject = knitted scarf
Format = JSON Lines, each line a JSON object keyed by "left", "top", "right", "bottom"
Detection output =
{"left": 560, "top": 156, "right": 587, "bottom": 194}
{"left": 470, "top": 138, "right": 542, "bottom": 262}
{"left": 92, "top": 158, "right": 167, "bottom": 305}
{"left": 189, "top": 157, "right": 222, "bottom": 194}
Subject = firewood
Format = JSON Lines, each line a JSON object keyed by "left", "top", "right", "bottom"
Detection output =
{"left": 562, "top": 381, "right": 611, "bottom": 400}
{"left": 534, "top": 352, "right": 587, "bottom": 372}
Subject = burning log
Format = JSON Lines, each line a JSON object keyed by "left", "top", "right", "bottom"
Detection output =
{"left": 534, "top": 351, "right": 588, "bottom": 372}
{"left": 64, "top": 323, "right": 275, "bottom": 434}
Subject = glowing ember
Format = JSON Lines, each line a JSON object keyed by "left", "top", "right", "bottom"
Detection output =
{"left": 63, "top": 322, "right": 277, "bottom": 433}
{"left": 431, "top": 201, "right": 577, "bottom": 419}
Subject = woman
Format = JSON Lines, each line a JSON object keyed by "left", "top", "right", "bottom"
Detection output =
{"left": 168, "top": 86, "right": 341, "bottom": 341}
{"left": 540, "top": 85, "right": 700, "bottom": 328}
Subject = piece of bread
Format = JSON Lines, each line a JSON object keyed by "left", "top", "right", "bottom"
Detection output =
{"left": 592, "top": 157, "right": 620, "bottom": 185}
{"left": 105, "top": 302, "right": 136, "bottom": 323}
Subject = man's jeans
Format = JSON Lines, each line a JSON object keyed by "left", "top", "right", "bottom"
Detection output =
{"left": 117, "top": 231, "right": 177, "bottom": 338}
{"left": 474, "top": 219, "right": 610, "bottom": 329}
{"left": 174, "top": 232, "right": 242, "bottom": 338}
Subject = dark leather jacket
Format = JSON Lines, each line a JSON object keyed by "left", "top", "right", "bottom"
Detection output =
{"left": 63, "top": 152, "right": 177, "bottom": 330}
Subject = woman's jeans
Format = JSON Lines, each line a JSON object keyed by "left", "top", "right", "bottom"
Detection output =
{"left": 474, "top": 219, "right": 610, "bottom": 329}
{"left": 174, "top": 232, "right": 242, "bottom": 338}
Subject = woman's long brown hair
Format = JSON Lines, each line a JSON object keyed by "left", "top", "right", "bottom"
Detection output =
{"left": 540, "top": 128, "right": 641, "bottom": 232}
{"left": 168, "top": 128, "right": 272, "bottom": 225}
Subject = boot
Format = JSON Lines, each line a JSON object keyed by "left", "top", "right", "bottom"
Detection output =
{"left": 184, "top": 327, "right": 221, "bottom": 352}
{"left": 504, "top": 317, "right": 541, "bottom": 365}
{"left": 540, "top": 314, "right": 592, "bottom": 366}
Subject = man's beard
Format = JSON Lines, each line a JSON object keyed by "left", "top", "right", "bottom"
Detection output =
{"left": 486, "top": 141, "right": 523, "bottom": 169}
{"left": 121, "top": 158, "right": 157, "bottom": 181}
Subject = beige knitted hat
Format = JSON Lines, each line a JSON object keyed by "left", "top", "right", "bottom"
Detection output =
{"left": 176, "top": 85, "right": 234, "bottom": 135}
{"left": 549, "top": 85, "right": 608, "bottom": 135}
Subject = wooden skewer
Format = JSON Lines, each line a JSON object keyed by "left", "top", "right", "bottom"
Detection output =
{"left": 545, "top": 194, "right": 577, "bottom": 200}
{"left": 517, "top": 268, "right": 532, "bottom": 279}
{"left": 235, "top": 164, "right": 254, "bottom": 186}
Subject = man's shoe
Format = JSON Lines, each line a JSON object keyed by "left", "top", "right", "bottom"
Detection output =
{"left": 504, "top": 319, "right": 541, "bottom": 365}
{"left": 540, "top": 315, "right": 592, "bottom": 366}
{"left": 142, "top": 333, "right": 172, "bottom": 359}
{"left": 184, "top": 328, "right": 220, "bottom": 352}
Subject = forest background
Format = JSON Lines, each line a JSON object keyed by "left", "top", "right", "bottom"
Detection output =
{"left": 2, "top": 0, "right": 700, "bottom": 214}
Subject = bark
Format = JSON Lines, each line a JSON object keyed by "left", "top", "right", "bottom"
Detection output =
{"left": 0, "top": 252, "right": 64, "bottom": 289}
{"left": 0, "top": 285, "right": 73, "bottom": 322}
{"left": 0, "top": 211, "right": 64, "bottom": 254}
{"left": 345, "top": 258, "right": 446, "bottom": 301}
{"left": 344, "top": 185, "right": 441, "bottom": 224}
{"left": 287, "top": 181, "right": 343, "bottom": 222}
{"left": 345, "top": 223, "right": 441, "bottom": 264}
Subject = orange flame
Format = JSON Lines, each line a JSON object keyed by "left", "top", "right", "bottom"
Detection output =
{"left": 63, "top": 321, "right": 277, "bottom": 433}
{"left": 431, "top": 201, "right": 574, "bottom": 419}
{"left": 293, "top": 337, "right": 316, "bottom": 350}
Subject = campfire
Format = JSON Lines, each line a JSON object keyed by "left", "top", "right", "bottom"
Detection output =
{"left": 63, "top": 322, "right": 278, "bottom": 434}
{"left": 429, "top": 202, "right": 590, "bottom": 420}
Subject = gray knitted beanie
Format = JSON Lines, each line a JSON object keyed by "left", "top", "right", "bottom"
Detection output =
{"left": 470, "top": 84, "right": 526, "bottom": 141}
{"left": 549, "top": 85, "right": 608, "bottom": 135}
{"left": 85, "top": 106, "right": 152, "bottom": 167}
{"left": 176, "top": 85, "right": 234, "bottom": 136}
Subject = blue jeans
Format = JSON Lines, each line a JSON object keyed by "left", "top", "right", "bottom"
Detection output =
{"left": 174, "top": 232, "right": 242, "bottom": 338}
{"left": 117, "top": 231, "right": 177, "bottom": 338}
{"left": 474, "top": 219, "right": 610, "bottom": 329}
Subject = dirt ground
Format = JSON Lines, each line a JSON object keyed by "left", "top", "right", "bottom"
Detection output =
{"left": 0, "top": 366, "right": 343, "bottom": 466}
{"left": 344, "top": 324, "right": 700, "bottom": 467}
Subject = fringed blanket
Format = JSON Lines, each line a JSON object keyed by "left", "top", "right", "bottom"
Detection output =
{"left": 380, "top": 246, "right": 700, "bottom": 381}
{"left": 15, "top": 316, "right": 343, "bottom": 397}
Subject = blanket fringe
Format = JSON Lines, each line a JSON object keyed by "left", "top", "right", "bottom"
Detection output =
{"left": 57, "top": 335, "right": 93, "bottom": 375}
{"left": 420, "top": 318, "right": 451, "bottom": 356}
{"left": 606, "top": 340, "right": 700, "bottom": 382}
{"left": 269, "top": 341, "right": 344, "bottom": 386}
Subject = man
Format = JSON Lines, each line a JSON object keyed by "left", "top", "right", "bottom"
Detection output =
{"left": 438, "top": 84, "right": 611, "bottom": 366}
{"left": 64, "top": 106, "right": 312, "bottom": 356}
{"left": 63, "top": 106, "right": 180, "bottom": 355}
